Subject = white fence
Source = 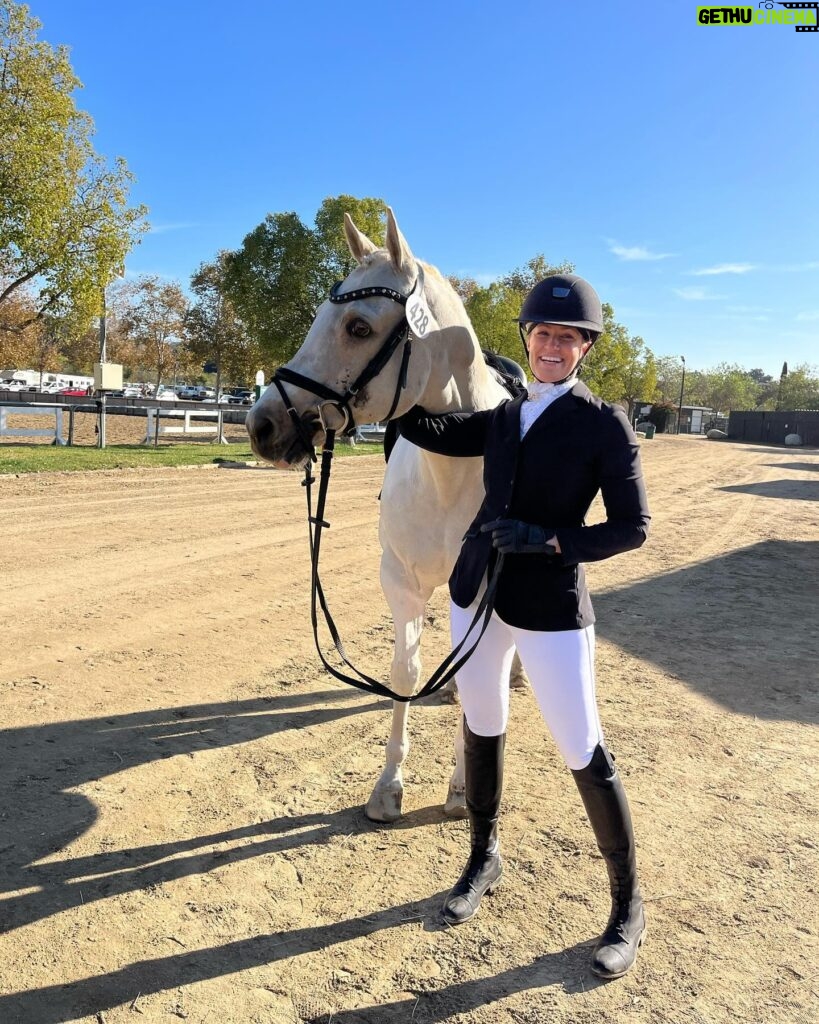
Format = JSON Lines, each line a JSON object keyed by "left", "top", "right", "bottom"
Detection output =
{"left": 142, "top": 408, "right": 229, "bottom": 445}
{"left": 0, "top": 404, "right": 66, "bottom": 445}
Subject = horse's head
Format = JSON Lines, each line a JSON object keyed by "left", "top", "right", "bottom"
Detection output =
{"left": 246, "top": 208, "right": 439, "bottom": 468}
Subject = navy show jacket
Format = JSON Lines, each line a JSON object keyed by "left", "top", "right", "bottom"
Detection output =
{"left": 398, "top": 381, "right": 650, "bottom": 631}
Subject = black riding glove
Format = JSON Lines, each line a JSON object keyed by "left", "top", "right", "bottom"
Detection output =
{"left": 480, "top": 518, "right": 557, "bottom": 556}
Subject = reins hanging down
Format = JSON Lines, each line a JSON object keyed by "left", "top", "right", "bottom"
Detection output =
{"left": 274, "top": 269, "right": 503, "bottom": 703}
{"left": 302, "top": 434, "right": 504, "bottom": 703}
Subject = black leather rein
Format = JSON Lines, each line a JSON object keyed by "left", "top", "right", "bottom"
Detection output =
{"left": 270, "top": 273, "right": 503, "bottom": 703}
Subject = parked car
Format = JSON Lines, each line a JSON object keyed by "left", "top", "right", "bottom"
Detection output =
{"left": 122, "top": 385, "right": 142, "bottom": 398}
{"left": 59, "top": 387, "right": 91, "bottom": 397}
{"left": 227, "top": 389, "right": 253, "bottom": 405}
{"left": 177, "top": 385, "right": 206, "bottom": 400}
{"left": 155, "top": 385, "right": 178, "bottom": 401}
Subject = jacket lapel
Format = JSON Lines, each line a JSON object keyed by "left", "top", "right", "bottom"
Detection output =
{"left": 500, "top": 394, "right": 526, "bottom": 457}
{"left": 520, "top": 380, "right": 590, "bottom": 444}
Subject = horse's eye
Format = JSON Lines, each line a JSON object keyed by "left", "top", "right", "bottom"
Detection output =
{"left": 347, "top": 318, "right": 371, "bottom": 339}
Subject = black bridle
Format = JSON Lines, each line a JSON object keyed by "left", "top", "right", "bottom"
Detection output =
{"left": 270, "top": 277, "right": 416, "bottom": 464}
{"left": 269, "top": 269, "right": 503, "bottom": 703}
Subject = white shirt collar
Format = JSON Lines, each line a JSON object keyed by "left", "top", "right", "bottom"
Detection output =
{"left": 527, "top": 375, "right": 577, "bottom": 400}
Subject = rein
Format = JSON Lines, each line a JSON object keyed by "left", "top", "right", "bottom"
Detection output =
{"left": 274, "top": 270, "right": 504, "bottom": 703}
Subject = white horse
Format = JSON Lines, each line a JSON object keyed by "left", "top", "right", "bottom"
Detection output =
{"left": 246, "top": 209, "right": 521, "bottom": 821}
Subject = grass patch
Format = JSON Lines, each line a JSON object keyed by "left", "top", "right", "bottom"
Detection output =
{"left": 0, "top": 439, "right": 384, "bottom": 475}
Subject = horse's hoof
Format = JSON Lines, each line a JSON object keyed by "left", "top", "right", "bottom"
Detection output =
{"left": 443, "top": 788, "right": 467, "bottom": 819}
{"left": 415, "top": 682, "right": 459, "bottom": 706}
{"left": 365, "top": 787, "right": 403, "bottom": 823}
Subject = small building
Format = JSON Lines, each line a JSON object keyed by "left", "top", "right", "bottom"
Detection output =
{"left": 678, "top": 405, "right": 715, "bottom": 435}
{"left": 633, "top": 403, "right": 718, "bottom": 435}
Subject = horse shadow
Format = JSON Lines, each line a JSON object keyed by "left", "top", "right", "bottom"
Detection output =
{"left": 0, "top": 690, "right": 385, "bottom": 933}
{"left": 719, "top": 479, "right": 819, "bottom": 501}
{"left": 765, "top": 462, "right": 819, "bottom": 473}
{"left": 594, "top": 539, "right": 818, "bottom": 724}
{"left": 0, "top": 888, "right": 600, "bottom": 1023}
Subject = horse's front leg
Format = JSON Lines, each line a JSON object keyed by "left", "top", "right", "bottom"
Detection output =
{"left": 510, "top": 651, "right": 528, "bottom": 689}
{"left": 365, "top": 557, "right": 426, "bottom": 823}
{"left": 443, "top": 710, "right": 467, "bottom": 818}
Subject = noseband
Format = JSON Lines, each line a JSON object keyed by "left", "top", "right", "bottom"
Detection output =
{"left": 270, "top": 275, "right": 417, "bottom": 462}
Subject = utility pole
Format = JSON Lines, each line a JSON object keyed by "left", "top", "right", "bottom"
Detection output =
{"left": 677, "top": 356, "right": 686, "bottom": 434}
{"left": 98, "top": 288, "right": 107, "bottom": 448}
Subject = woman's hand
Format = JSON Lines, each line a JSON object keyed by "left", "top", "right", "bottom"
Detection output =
{"left": 480, "top": 519, "right": 559, "bottom": 556}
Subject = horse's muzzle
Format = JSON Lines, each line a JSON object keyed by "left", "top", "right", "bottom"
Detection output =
{"left": 246, "top": 405, "right": 317, "bottom": 468}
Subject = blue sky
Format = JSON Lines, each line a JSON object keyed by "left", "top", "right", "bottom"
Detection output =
{"left": 28, "top": 0, "right": 818, "bottom": 378}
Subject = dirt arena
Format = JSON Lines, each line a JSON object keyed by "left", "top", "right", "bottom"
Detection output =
{"left": 0, "top": 434, "right": 817, "bottom": 1024}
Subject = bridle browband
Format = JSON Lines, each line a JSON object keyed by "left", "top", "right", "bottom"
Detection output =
{"left": 270, "top": 277, "right": 416, "bottom": 463}
{"left": 266, "top": 268, "right": 503, "bottom": 703}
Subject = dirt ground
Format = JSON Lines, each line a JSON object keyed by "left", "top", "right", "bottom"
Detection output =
{"left": 0, "top": 432, "right": 817, "bottom": 1024}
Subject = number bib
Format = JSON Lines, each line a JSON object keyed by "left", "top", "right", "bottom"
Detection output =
{"left": 406, "top": 266, "right": 434, "bottom": 339}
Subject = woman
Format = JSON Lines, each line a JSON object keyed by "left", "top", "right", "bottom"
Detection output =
{"left": 398, "top": 273, "right": 650, "bottom": 979}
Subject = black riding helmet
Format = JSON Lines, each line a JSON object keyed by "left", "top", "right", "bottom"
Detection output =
{"left": 515, "top": 273, "right": 603, "bottom": 383}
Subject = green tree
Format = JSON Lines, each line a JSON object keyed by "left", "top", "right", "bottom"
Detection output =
{"left": 225, "top": 195, "right": 387, "bottom": 367}
{"left": 225, "top": 211, "right": 320, "bottom": 367}
{"left": 653, "top": 355, "right": 685, "bottom": 405}
{"left": 699, "top": 363, "right": 761, "bottom": 413}
{"left": 778, "top": 363, "right": 819, "bottom": 410}
{"left": 0, "top": 3, "right": 146, "bottom": 335}
{"left": 581, "top": 304, "right": 634, "bottom": 403}
{"left": 500, "top": 254, "right": 574, "bottom": 293}
{"left": 118, "top": 276, "right": 189, "bottom": 389}
{"left": 185, "top": 252, "right": 260, "bottom": 392}
{"left": 314, "top": 195, "right": 386, "bottom": 282}
{"left": 464, "top": 281, "right": 523, "bottom": 362}
{"left": 447, "top": 275, "right": 479, "bottom": 304}
{"left": 0, "top": 281, "right": 37, "bottom": 367}
{"left": 618, "top": 338, "right": 657, "bottom": 420}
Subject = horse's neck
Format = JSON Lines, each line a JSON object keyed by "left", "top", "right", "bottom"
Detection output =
{"left": 417, "top": 283, "right": 508, "bottom": 415}
{"left": 410, "top": 283, "right": 510, "bottom": 503}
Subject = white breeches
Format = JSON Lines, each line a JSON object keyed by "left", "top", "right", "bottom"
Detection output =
{"left": 450, "top": 599, "right": 604, "bottom": 771}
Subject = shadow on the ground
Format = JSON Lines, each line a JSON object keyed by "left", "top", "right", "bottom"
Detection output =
{"left": 0, "top": 889, "right": 600, "bottom": 1023}
{"left": 595, "top": 539, "right": 818, "bottom": 724}
{"left": 719, "top": 479, "right": 819, "bottom": 501}
{"left": 0, "top": 689, "right": 384, "bottom": 932}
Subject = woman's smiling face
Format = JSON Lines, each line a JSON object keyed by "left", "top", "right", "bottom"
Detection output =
{"left": 526, "top": 323, "right": 591, "bottom": 383}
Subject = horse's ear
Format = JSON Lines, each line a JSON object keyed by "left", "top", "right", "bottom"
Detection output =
{"left": 344, "top": 214, "right": 378, "bottom": 263}
{"left": 385, "top": 207, "right": 414, "bottom": 274}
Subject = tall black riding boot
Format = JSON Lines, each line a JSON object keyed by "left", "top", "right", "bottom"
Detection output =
{"left": 572, "top": 743, "right": 646, "bottom": 979}
{"left": 441, "top": 721, "right": 505, "bottom": 925}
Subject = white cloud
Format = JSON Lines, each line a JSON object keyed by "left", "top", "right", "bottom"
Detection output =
{"left": 689, "top": 263, "right": 756, "bottom": 276}
{"left": 147, "top": 222, "right": 199, "bottom": 235}
{"left": 674, "top": 287, "right": 727, "bottom": 301}
{"left": 795, "top": 311, "right": 819, "bottom": 322}
{"left": 607, "top": 240, "right": 673, "bottom": 262}
{"left": 727, "top": 305, "right": 773, "bottom": 314}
